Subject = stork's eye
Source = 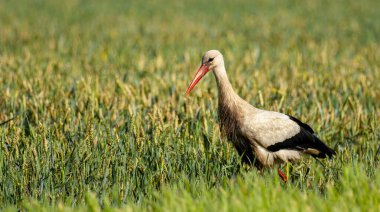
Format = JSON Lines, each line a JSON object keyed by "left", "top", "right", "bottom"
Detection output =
{"left": 208, "top": 57, "right": 214, "bottom": 62}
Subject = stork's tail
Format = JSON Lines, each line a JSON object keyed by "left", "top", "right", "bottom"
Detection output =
{"left": 310, "top": 134, "right": 336, "bottom": 158}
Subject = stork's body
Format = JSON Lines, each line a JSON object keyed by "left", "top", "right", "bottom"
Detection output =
{"left": 186, "top": 50, "right": 335, "bottom": 171}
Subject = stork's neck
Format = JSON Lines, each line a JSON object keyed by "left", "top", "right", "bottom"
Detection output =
{"left": 212, "top": 64, "right": 241, "bottom": 107}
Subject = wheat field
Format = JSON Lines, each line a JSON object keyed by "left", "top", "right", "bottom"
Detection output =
{"left": 0, "top": 0, "right": 379, "bottom": 211}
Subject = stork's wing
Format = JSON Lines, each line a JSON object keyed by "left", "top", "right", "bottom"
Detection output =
{"left": 241, "top": 110, "right": 335, "bottom": 158}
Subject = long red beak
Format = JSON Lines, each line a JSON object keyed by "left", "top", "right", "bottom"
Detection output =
{"left": 185, "top": 64, "right": 209, "bottom": 95}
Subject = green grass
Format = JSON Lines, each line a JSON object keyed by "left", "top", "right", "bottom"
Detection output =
{"left": 0, "top": 0, "right": 379, "bottom": 211}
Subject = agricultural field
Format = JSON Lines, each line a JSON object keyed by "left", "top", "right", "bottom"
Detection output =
{"left": 0, "top": 0, "right": 379, "bottom": 211}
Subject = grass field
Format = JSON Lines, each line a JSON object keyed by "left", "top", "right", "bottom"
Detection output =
{"left": 0, "top": 0, "right": 379, "bottom": 211}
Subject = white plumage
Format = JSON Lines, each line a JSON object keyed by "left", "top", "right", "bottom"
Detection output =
{"left": 242, "top": 110, "right": 301, "bottom": 146}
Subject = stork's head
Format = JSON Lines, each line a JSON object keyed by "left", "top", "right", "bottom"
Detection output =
{"left": 185, "top": 50, "right": 223, "bottom": 95}
{"left": 201, "top": 50, "right": 223, "bottom": 70}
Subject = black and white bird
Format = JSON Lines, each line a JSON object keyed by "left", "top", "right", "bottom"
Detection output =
{"left": 185, "top": 50, "right": 335, "bottom": 181}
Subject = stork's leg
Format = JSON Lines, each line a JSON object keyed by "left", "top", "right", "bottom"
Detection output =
{"left": 277, "top": 163, "right": 289, "bottom": 183}
{"left": 277, "top": 168, "right": 287, "bottom": 183}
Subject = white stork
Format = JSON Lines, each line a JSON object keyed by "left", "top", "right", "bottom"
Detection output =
{"left": 185, "top": 50, "right": 335, "bottom": 182}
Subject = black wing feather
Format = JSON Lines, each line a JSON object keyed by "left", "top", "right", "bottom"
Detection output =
{"left": 267, "top": 115, "right": 336, "bottom": 158}
{"left": 288, "top": 115, "right": 314, "bottom": 133}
